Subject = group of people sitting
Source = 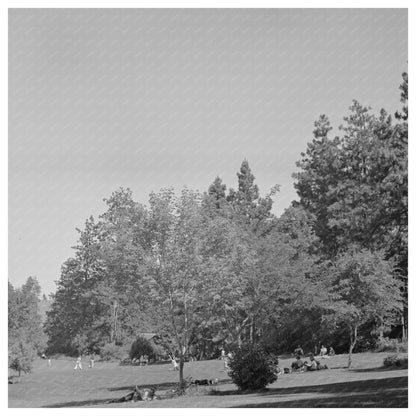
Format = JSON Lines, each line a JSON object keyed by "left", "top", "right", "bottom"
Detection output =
{"left": 319, "top": 345, "right": 335, "bottom": 358}
{"left": 131, "top": 355, "right": 149, "bottom": 366}
{"left": 290, "top": 355, "right": 328, "bottom": 372}
{"left": 288, "top": 344, "right": 334, "bottom": 373}
{"left": 294, "top": 344, "right": 335, "bottom": 359}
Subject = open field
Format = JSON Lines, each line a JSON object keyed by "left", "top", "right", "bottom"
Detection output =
{"left": 8, "top": 352, "right": 407, "bottom": 408}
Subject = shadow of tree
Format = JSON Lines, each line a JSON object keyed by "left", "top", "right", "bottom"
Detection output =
{"left": 108, "top": 377, "right": 231, "bottom": 392}
{"left": 108, "top": 381, "right": 178, "bottom": 392}
{"left": 229, "top": 376, "right": 408, "bottom": 408}
{"left": 42, "top": 398, "right": 116, "bottom": 408}
{"left": 40, "top": 378, "right": 232, "bottom": 407}
{"left": 232, "top": 390, "right": 407, "bottom": 408}
{"left": 40, "top": 376, "right": 407, "bottom": 408}
{"left": 349, "top": 366, "right": 404, "bottom": 373}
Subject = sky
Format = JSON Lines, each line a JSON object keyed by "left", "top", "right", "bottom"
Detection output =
{"left": 8, "top": 8, "right": 407, "bottom": 296}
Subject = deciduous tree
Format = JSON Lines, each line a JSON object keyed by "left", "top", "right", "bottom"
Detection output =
{"left": 329, "top": 248, "right": 403, "bottom": 368}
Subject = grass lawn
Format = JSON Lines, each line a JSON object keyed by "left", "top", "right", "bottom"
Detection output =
{"left": 8, "top": 352, "right": 407, "bottom": 408}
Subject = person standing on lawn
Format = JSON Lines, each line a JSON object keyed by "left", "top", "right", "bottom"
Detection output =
{"left": 170, "top": 356, "right": 179, "bottom": 371}
{"left": 74, "top": 355, "right": 83, "bottom": 370}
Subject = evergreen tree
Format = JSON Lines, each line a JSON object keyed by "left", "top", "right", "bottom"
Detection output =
{"left": 293, "top": 74, "right": 408, "bottom": 342}
{"left": 293, "top": 82, "right": 407, "bottom": 271}
{"left": 208, "top": 176, "right": 227, "bottom": 208}
{"left": 45, "top": 217, "right": 109, "bottom": 354}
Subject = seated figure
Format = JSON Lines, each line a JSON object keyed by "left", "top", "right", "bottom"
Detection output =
{"left": 291, "top": 356, "right": 305, "bottom": 371}
{"left": 304, "top": 356, "right": 318, "bottom": 371}
{"left": 107, "top": 386, "right": 142, "bottom": 403}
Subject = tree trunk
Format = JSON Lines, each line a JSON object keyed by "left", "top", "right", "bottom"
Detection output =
{"left": 111, "top": 300, "right": 118, "bottom": 345}
{"left": 311, "top": 333, "right": 317, "bottom": 355}
{"left": 378, "top": 326, "right": 383, "bottom": 342}
{"left": 249, "top": 319, "right": 254, "bottom": 343}
{"left": 179, "top": 356, "right": 185, "bottom": 392}
{"left": 347, "top": 324, "right": 358, "bottom": 369}
{"left": 401, "top": 313, "right": 407, "bottom": 342}
{"left": 114, "top": 300, "right": 118, "bottom": 344}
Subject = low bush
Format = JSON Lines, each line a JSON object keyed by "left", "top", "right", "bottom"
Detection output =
{"left": 383, "top": 353, "right": 408, "bottom": 369}
{"left": 130, "top": 336, "right": 155, "bottom": 361}
{"left": 228, "top": 343, "right": 278, "bottom": 391}
{"left": 376, "top": 337, "right": 407, "bottom": 353}
{"left": 99, "top": 343, "right": 124, "bottom": 361}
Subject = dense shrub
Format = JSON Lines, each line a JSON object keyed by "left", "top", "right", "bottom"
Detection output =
{"left": 99, "top": 343, "right": 124, "bottom": 361}
{"left": 151, "top": 341, "right": 169, "bottom": 360}
{"left": 376, "top": 338, "right": 407, "bottom": 353}
{"left": 383, "top": 353, "right": 408, "bottom": 369}
{"left": 130, "top": 336, "right": 155, "bottom": 361}
{"left": 228, "top": 344, "right": 278, "bottom": 391}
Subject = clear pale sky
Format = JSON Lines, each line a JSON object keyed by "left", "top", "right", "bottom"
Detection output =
{"left": 8, "top": 8, "right": 407, "bottom": 295}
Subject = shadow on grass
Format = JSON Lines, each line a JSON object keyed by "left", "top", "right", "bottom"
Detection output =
{"left": 229, "top": 376, "right": 408, "bottom": 408}
{"left": 41, "top": 376, "right": 408, "bottom": 408}
{"left": 42, "top": 398, "right": 115, "bottom": 408}
{"left": 108, "top": 381, "right": 178, "bottom": 392}
{"left": 40, "top": 378, "right": 232, "bottom": 408}
{"left": 41, "top": 375, "right": 408, "bottom": 408}
{"left": 349, "top": 366, "right": 405, "bottom": 373}
{"left": 108, "top": 377, "right": 231, "bottom": 392}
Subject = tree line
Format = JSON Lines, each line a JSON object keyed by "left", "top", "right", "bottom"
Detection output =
{"left": 8, "top": 278, "right": 47, "bottom": 376}
{"left": 9, "top": 73, "right": 407, "bottom": 385}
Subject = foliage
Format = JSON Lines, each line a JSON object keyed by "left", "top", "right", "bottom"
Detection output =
{"left": 395, "top": 72, "right": 408, "bottom": 121}
{"left": 8, "top": 277, "right": 47, "bottom": 375}
{"left": 8, "top": 332, "right": 38, "bottom": 376}
{"left": 228, "top": 343, "right": 278, "bottom": 391}
{"left": 44, "top": 218, "right": 109, "bottom": 355}
{"left": 293, "top": 77, "right": 408, "bottom": 278}
{"left": 130, "top": 336, "right": 155, "bottom": 360}
{"left": 99, "top": 343, "right": 124, "bottom": 361}
{"left": 376, "top": 338, "right": 408, "bottom": 353}
{"left": 383, "top": 353, "right": 408, "bottom": 369}
{"left": 45, "top": 189, "right": 155, "bottom": 355}
{"left": 43, "top": 73, "right": 408, "bottom": 380}
{"left": 142, "top": 188, "right": 212, "bottom": 388}
{"left": 292, "top": 74, "right": 408, "bottom": 357}
{"left": 328, "top": 248, "right": 403, "bottom": 367}
{"left": 9, "top": 278, "right": 47, "bottom": 352}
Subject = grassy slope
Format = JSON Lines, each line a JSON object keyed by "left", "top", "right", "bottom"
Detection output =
{"left": 8, "top": 352, "right": 407, "bottom": 408}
